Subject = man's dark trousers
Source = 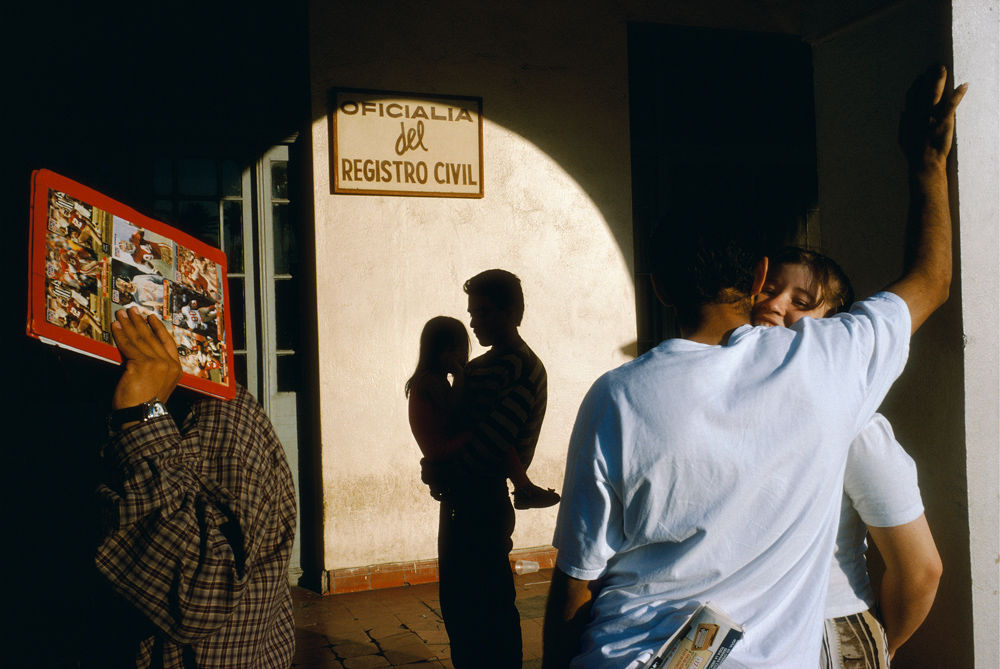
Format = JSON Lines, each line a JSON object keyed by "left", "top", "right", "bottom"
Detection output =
{"left": 437, "top": 476, "right": 521, "bottom": 668}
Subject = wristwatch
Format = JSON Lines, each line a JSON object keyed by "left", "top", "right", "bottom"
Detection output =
{"left": 108, "top": 399, "right": 170, "bottom": 433}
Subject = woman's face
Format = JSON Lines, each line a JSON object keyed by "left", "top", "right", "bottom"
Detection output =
{"left": 752, "top": 262, "right": 830, "bottom": 327}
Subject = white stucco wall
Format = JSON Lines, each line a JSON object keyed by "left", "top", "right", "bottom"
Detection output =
{"left": 308, "top": 2, "right": 639, "bottom": 569}
{"left": 952, "top": 1, "right": 1000, "bottom": 665}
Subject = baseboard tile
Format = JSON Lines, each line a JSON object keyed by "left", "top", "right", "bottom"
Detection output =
{"left": 326, "top": 546, "right": 558, "bottom": 595}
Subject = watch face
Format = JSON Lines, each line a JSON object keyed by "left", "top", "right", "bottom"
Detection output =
{"left": 145, "top": 402, "right": 169, "bottom": 420}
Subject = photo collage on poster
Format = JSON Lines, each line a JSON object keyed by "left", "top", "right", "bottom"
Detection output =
{"left": 45, "top": 191, "right": 111, "bottom": 342}
{"left": 45, "top": 188, "right": 229, "bottom": 385}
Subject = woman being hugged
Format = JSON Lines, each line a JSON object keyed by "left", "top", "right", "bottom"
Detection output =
{"left": 753, "top": 247, "right": 943, "bottom": 668}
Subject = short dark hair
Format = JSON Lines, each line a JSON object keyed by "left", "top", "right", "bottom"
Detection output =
{"left": 649, "top": 205, "right": 762, "bottom": 329}
{"left": 463, "top": 269, "right": 525, "bottom": 326}
{"left": 770, "top": 247, "right": 854, "bottom": 314}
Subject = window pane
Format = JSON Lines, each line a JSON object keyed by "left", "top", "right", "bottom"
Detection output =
{"left": 222, "top": 200, "right": 244, "bottom": 273}
{"left": 233, "top": 353, "right": 248, "bottom": 388}
{"left": 152, "top": 199, "right": 174, "bottom": 220}
{"left": 277, "top": 354, "right": 297, "bottom": 392}
{"left": 228, "top": 278, "right": 246, "bottom": 350}
{"left": 271, "top": 160, "right": 288, "bottom": 199}
{"left": 274, "top": 277, "right": 297, "bottom": 350}
{"left": 178, "top": 158, "right": 217, "bottom": 196}
{"left": 178, "top": 200, "right": 220, "bottom": 247}
{"left": 222, "top": 160, "right": 243, "bottom": 197}
{"left": 272, "top": 203, "right": 296, "bottom": 275}
{"left": 153, "top": 158, "right": 173, "bottom": 195}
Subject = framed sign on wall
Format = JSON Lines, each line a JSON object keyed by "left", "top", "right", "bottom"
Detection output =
{"left": 330, "top": 88, "right": 484, "bottom": 198}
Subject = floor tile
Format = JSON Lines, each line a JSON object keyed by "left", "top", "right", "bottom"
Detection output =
{"left": 291, "top": 568, "right": 552, "bottom": 667}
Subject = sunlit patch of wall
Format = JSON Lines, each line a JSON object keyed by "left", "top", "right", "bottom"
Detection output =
{"left": 310, "top": 111, "right": 636, "bottom": 566}
{"left": 306, "top": 0, "right": 649, "bottom": 572}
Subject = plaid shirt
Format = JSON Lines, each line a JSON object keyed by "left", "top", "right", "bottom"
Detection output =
{"left": 96, "top": 385, "right": 296, "bottom": 668}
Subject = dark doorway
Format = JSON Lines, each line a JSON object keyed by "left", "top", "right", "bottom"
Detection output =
{"left": 628, "top": 23, "right": 818, "bottom": 351}
{"left": 6, "top": 2, "right": 318, "bottom": 664}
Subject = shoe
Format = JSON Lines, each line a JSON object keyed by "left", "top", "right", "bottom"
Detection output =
{"left": 514, "top": 485, "right": 561, "bottom": 510}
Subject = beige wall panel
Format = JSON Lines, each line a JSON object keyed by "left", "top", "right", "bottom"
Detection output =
{"left": 952, "top": 0, "right": 1000, "bottom": 665}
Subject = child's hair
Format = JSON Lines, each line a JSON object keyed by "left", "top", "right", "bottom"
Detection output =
{"left": 770, "top": 247, "right": 855, "bottom": 315}
{"left": 404, "top": 316, "right": 470, "bottom": 397}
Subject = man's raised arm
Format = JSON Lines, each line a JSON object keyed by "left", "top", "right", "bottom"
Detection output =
{"left": 885, "top": 66, "right": 967, "bottom": 334}
{"left": 99, "top": 309, "right": 250, "bottom": 643}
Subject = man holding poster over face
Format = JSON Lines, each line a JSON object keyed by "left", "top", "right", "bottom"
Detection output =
{"left": 91, "top": 307, "right": 297, "bottom": 668}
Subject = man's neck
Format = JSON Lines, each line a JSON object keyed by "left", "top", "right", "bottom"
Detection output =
{"left": 489, "top": 329, "right": 523, "bottom": 353}
{"left": 680, "top": 303, "right": 752, "bottom": 345}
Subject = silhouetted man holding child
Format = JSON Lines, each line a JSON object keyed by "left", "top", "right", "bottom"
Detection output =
{"left": 420, "top": 269, "right": 555, "bottom": 668}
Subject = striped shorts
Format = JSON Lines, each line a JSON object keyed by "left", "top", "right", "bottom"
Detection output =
{"left": 820, "top": 609, "right": 891, "bottom": 669}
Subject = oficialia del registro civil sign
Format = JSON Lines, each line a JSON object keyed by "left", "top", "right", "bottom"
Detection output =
{"left": 331, "top": 88, "right": 484, "bottom": 198}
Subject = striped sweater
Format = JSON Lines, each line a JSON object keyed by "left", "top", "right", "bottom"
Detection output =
{"left": 461, "top": 340, "right": 547, "bottom": 475}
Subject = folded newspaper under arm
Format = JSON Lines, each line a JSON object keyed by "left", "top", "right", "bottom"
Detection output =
{"left": 642, "top": 602, "right": 745, "bottom": 669}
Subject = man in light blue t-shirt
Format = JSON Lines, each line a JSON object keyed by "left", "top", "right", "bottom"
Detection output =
{"left": 542, "top": 67, "right": 966, "bottom": 669}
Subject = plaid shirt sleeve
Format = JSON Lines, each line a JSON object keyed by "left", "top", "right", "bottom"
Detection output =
{"left": 95, "top": 387, "right": 296, "bottom": 666}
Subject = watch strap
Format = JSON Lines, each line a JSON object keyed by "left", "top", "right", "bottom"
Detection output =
{"left": 108, "top": 399, "right": 169, "bottom": 432}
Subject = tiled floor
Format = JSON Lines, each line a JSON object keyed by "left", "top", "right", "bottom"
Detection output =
{"left": 292, "top": 568, "right": 553, "bottom": 668}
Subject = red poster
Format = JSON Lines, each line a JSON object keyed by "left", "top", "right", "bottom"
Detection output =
{"left": 27, "top": 169, "right": 236, "bottom": 400}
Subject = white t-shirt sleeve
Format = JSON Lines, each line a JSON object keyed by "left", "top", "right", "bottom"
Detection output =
{"left": 829, "top": 291, "right": 912, "bottom": 435}
{"left": 553, "top": 375, "right": 624, "bottom": 581}
{"left": 844, "top": 413, "right": 924, "bottom": 527}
